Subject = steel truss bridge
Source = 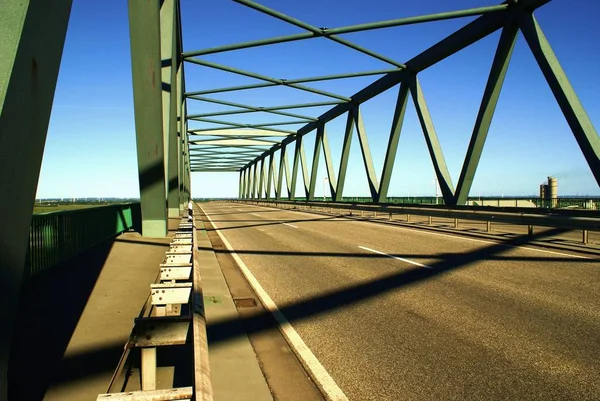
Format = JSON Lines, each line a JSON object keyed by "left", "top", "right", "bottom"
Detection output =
{"left": 1, "top": 0, "right": 599, "bottom": 400}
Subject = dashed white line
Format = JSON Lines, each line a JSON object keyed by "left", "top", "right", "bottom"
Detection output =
{"left": 358, "top": 246, "right": 432, "bottom": 269}
{"left": 283, "top": 223, "right": 298, "bottom": 229}
{"left": 202, "top": 206, "right": 349, "bottom": 401}
{"left": 350, "top": 220, "right": 591, "bottom": 260}
{"left": 250, "top": 213, "right": 260, "bottom": 217}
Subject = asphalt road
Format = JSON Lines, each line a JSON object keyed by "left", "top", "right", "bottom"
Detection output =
{"left": 201, "top": 202, "right": 600, "bottom": 401}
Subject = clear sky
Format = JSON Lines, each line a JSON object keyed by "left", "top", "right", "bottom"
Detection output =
{"left": 37, "top": 0, "right": 600, "bottom": 199}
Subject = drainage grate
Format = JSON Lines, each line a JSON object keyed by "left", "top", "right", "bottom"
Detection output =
{"left": 234, "top": 297, "right": 258, "bottom": 308}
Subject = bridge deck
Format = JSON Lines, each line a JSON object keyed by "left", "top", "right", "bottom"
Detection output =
{"left": 9, "top": 219, "right": 179, "bottom": 400}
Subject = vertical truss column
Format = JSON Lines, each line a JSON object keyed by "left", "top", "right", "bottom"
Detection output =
{"left": 335, "top": 111, "right": 354, "bottom": 201}
{"left": 177, "top": 66, "right": 184, "bottom": 211}
{"left": 321, "top": 126, "right": 337, "bottom": 200}
{"left": 454, "top": 23, "right": 518, "bottom": 205}
{"left": 183, "top": 115, "right": 190, "bottom": 203}
{"left": 161, "top": 0, "right": 180, "bottom": 217}
{"left": 258, "top": 157, "right": 265, "bottom": 199}
{"left": 409, "top": 75, "right": 455, "bottom": 205}
{"left": 519, "top": 12, "right": 600, "bottom": 186}
{"left": 252, "top": 162, "right": 258, "bottom": 199}
{"left": 377, "top": 81, "right": 409, "bottom": 203}
{"left": 276, "top": 145, "right": 286, "bottom": 199}
{"left": 246, "top": 165, "right": 252, "bottom": 199}
{"left": 129, "top": 0, "right": 168, "bottom": 237}
{"left": 352, "top": 106, "right": 380, "bottom": 202}
{"left": 290, "top": 137, "right": 303, "bottom": 200}
{"left": 0, "top": 2, "right": 72, "bottom": 399}
{"left": 239, "top": 170, "right": 243, "bottom": 199}
{"left": 267, "top": 151, "right": 275, "bottom": 200}
{"left": 308, "top": 126, "right": 323, "bottom": 200}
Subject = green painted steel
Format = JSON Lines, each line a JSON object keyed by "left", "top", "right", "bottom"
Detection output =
{"left": 353, "top": 107, "right": 380, "bottom": 201}
{"left": 25, "top": 203, "right": 141, "bottom": 279}
{"left": 335, "top": 112, "right": 355, "bottom": 202}
{"left": 454, "top": 23, "right": 518, "bottom": 206}
{"left": 182, "top": 4, "right": 509, "bottom": 58}
{"left": 185, "top": 58, "right": 350, "bottom": 101}
{"left": 409, "top": 75, "right": 455, "bottom": 205}
{"left": 185, "top": 69, "right": 396, "bottom": 98}
{"left": 128, "top": 0, "right": 168, "bottom": 237}
{"left": 233, "top": 0, "right": 405, "bottom": 67}
{"left": 161, "top": 0, "right": 181, "bottom": 218}
{"left": 519, "top": 12, "right": 600, "bottom": 187}
{"left": 187, "top": 96, "right": 317, "bottom": 121}
{"left": 377, "top": 81, "right": 409, "bottom": 203}
{"left": 321, "top": 127, "right": 337, "bottom": 199}
{"left": 308, "top": 126, "right": 323, "bottom": 200}
{"left": 0, "top": 1, "right": 72, "bottom": 397}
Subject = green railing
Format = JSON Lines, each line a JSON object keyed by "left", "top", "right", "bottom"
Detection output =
{"left": 25, "top": 203, "right": 141, "bottom": 278}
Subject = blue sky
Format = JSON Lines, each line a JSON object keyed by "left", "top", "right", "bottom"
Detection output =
{"left": 37, "top": 0, "right": 600, "bottom": 199}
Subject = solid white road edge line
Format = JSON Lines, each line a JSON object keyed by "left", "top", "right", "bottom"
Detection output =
{"left": 201, "top": 206, "right": 349, "bottom": 401}
{"left": 358, "top": 246, "right": 433, "bottom": 269}
{"left": 283, "top": 223, "right": 298, "bottom": 228}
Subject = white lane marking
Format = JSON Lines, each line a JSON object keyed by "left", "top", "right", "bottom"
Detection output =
{"left": 283, "top": 222, "right": 298, "bottom": 229}
{"left": 358, "top": 246, "right": 432, "bottom": 269}
{"left": 237, "top": 208, "right": 243, "bottom": 211}
{"left": 251, "top": 213, "right": 261, "bottom": 217}
{"left": 351, "top": 220, "right": 591, "bottom": 260}
{"left": 202, "top": 207, "right": 349, "bottom": 401}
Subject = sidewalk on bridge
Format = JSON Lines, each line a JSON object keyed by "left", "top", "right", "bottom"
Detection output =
{"left": 9, "top": 216, "right": 277, "bottom": 401}
{"left": 9, "top": 219, "right": 177, "bottom": 400}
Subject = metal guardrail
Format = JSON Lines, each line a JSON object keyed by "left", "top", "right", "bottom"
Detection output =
{"left": 25, "top": 203, "right": 141, "bottom": 278}
{"left": 235, "top": 200, "right": 600, "bottom": 242}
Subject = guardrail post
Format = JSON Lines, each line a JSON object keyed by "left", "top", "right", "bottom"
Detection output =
{"left": 582, "top": 230, "right": 588, "bottom": 244}
{"left": 528, "top": 225, "right": 534, "bottom": 237}
{"left": 428, "top": 216, "right": 432, "bottom": 225}
{"left": 487, "top": 220, "right": 492, "bottom": 232}
{"left": 454, "top": 218, "right": 459, "bottom": 228}
{"left": 389, "top": 213, "right": 392, "bottom": 221}
{"left": 374, "top": 211, "right": 377, "bottom": 218}
{"left": 407, "top": 214, "right": 410, "bottom": 222}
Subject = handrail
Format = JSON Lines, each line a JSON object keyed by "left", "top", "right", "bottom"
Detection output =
{"left": 26, "top": 203, "right": 141, "bottom": 278}
{"left": 235, "top": 200, "right": 600, "bottom": 232}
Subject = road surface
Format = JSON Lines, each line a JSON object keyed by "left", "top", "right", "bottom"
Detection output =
{"left": 201, "top": 202, "right": 599, "bottom": 401}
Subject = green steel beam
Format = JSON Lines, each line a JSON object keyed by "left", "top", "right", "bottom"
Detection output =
{"left": 190, "top": 117, "right": 311, "bottom": 128}
{"left": 185, "top": 58, "right": 350, "bottom": 101}
{"left": 182, "top": 4, "right": 509, "bottom": 58}
{"left": 353, "top": 107, "right": 380, "bottom": 202}
{"left": 188, "top": 98, "right": 344, "bottom": 111}
{"left": 185, "top": 96, "right": 317, "bottom": 121}
{"left": 267, "top": 152, "right": 275, "bottom": 199}
{"left": 190, "top": 138, "right": 280, "bottom": 146}
{"left": 308, "top": 126, "right": 323, "bottom": 200}
{"left": 177, "top": 66, "right": 184, "bottom": 211}
{"left": 261, "top": 158, "right": 268, "bottom": 198}
{"left": 276, "top": 145, "right": 286, "bottom": 200}
{"left": 252, "top": 162, "right": 258, "bottom": 199}
{"left": 321, "top": 126, "right": 337, "bottom": 199}
{"left": 409, "top": 75, "right": 455, "bottom": 204}
{"left": 129, "top": 0, "right": 168, "bottom": 237}
{"left": 377, "top": 81, "right": 409, "bottom": 203}
{"left": 246, "top": 8, "right": 510, "bottom": 168}
{"left": 335, "top": 111, "right": 355, "bottom": 201}
{"left": 290, "top": 137, "right": 303, "bottom": 200}
{"left": 185, "top": 68, "right": 396, "bottom": 98}
{"left": 190, "top": 124, "right": 296, "bottom": 135}
{"left": 161, "top": 0, "right": 180, "bottom": 218}
{"left": 188, "top": 128, "right": 292, "bottom": 137}
{"left": 299, "top": 138, "right": 310, "bottom": 199}
{"left": 239, "top": 170, "right": 243, "bottom": 198}
{"left": 518, "top": 12, "right": 600, "bottom": 186}
{"left": 192, "top": 168, "right": 239, "bottom": 172}
{"left": 0, "top": 1, "right": 72, "bottom": 397}
{"left": 454, "top": 23, "right": 518, "bottom": 205}
{"left": 234, "top": 0, "right": 405, "bottom": 67}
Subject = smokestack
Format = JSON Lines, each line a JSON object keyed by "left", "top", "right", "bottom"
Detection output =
{"left": 539, "top": 184, "right": 546, "bottom": 200}
{"left": 548, "top": 176, "right": 557, "bottom": 208}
